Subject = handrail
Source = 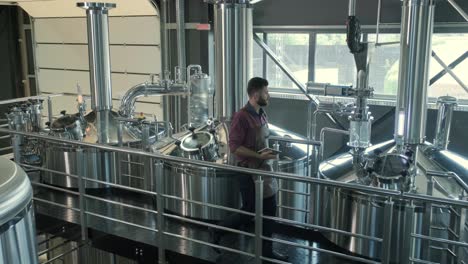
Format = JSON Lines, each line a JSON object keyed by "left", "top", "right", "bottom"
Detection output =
{"left": 426, "top": 170, "right": 468, "bottom": 194}
{"left": 22, "top": 125, "right": 468, "bottom": 263}
{"left": 5, "top": 127, "right": 468, "bottom": 208}
{"left": 1, "top": 127, "right": 402, "bottom": 197}
{"left": 268, "top": 135, "right": 322, "bottom": 146}
{"left": 0, "top": 93, "right": 64, "bottom": 106}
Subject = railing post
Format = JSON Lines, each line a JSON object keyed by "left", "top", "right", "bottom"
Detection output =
{"left": 76, "top": 147, "right": 88, "bottom": 241}
{"left": 401, "top": 201, "right": 416, "bottom": 264}
{"left": 254, "top": 175, "right": 264, "bottom": 264}
{"left": 457, "top": 196, "right": 467, "bottom": 263}
{"left": 273, "top": 140, "right": 282, "bottom": 219}
{"left": 310, "top": 144, "right": 321, "bottom": 225}
{"left": 115, "top": 121, "right": 124, "bottom": 186}
{"left": 11, "top": 133, "right": 22, "bottom": 163}
{"left": 381, "top": 197, "right": 394, "bottom": 264}
{"left": 155, "top": 160, "right": 166, "bottom": 264}
{"left": 421, "top": 177, "right": 434, "bottom": 261}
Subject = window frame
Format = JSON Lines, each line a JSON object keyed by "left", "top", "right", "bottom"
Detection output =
{"left": 253, "top": 23, "right": 468, "bottom": 110}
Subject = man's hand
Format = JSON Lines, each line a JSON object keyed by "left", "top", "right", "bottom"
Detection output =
{"left": 233, "top": 146, "right": 277, "bottom": 160}
{"left": 258, "top": 150, "right": 277, "bottom": 160}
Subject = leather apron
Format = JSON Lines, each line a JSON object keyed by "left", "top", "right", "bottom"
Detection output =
{"left": 238, "top": 107, "right": 278, "bottom": 198}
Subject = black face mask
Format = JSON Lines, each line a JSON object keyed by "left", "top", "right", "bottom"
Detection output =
{"left": 257, "top": 97, "right": 268, "bottom": 107}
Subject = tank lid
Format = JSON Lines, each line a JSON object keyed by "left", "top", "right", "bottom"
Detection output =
{"left": 0, "top": 157, "right": 33, "bottom": 228}
{"left": 180, "top": 131, "right": 213, "bottom": 151}
{"left": 437, "top": 96, "right": 457, "bottom": 105}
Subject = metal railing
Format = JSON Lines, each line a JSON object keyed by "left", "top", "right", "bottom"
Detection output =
{"left": 2, "top": 128, "right": 468, "bottom": 264}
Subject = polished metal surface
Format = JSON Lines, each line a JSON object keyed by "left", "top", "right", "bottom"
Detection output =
{"left": 433, "top": 96, "right": 457, "bottom": 150}
{"left": 78, "top": 2, "right": 115, "bottom": 112}
{"left": 43, "top": 146, "right": 117, "bottom": 189}
{"left": 0, "top": 157, "right": 37, "bottom": 264}
{"left": 314, "top": 139, "right": 468, "bottom": 263}
{"left": 0, "top": 157, "right": 33, "bottom": 226}
{"left": 160, "top": 122, "right": 240, "bottom": 220}
{"left": 422, "top": 143, "right": 468, "bottom": 183}
{"left": 214, "top": 2, "right": 252, "bottom": 120}
{"left": 395, "top": 0, "right": 435, "bottom": 145}
{"left": 159, "top": 121, "right": 312, "bottom": 222}
{"left": 348, "top": 0, "right": 356, "bottom": 16}
{"left": 176, "top": 0, "right": 186, "bottom": 82}
{"left": 179, "top": 131, "right": 218, "bottom": 161}
{"left": 269, "top": 125, "right": 312, "bottom": 224}
{"left": 43, "top": 110, "right": 166, "bottom": 189}
{"left": 119, "top": 82, "right": 187, "bottom": 118}
{"left": 0, "top": 207, "right": 38, "bottom": 264}
{"left": 5, "top": 127, "right": 468, "bottom": 263}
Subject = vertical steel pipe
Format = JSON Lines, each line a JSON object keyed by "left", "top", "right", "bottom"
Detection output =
{"left": 433, "top": 96, "right": 457, "bottom": 150}
{"left": 78, "top": 2, "right": 115, "bottom": 112}
{"left": 176, "top": 0, "right": 186, "bottom": 82}
{"left": 394, "top": 0, "right": 435, "bottom": 146}
{"left": 158, "top": 0, "right": 172, "bottom": 126}
{"left": 348, "top": 0, "right": 356, "bottom": 16}
{"left": 214, "top": 1, "right": 252, "bottom": 120}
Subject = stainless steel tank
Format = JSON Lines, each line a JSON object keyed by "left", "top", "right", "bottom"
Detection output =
{"left": 42, "top": 110, "right": 162, "bottom": 189}
{"left": 0, "top": 157, "right": 38, "bottom": 264}
{"left": 311, "top": 140, "right": 468, "bottom": 263}
{"left": 269, "top": 125, "right": 311, "bottom": 224}
{"left": 158, "top": 122, "right": 311, "bottom": 221}
{"left": 158, "top": 122, "right": 238, "bottom": 220}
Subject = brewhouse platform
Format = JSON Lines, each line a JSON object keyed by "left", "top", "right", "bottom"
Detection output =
{"left": 34, "top": 186, "right": 367, "bottom": 264}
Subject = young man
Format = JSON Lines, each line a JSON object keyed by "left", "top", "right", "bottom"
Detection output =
{"left": 211, "top": 77, "right": 288, "bottom": 261}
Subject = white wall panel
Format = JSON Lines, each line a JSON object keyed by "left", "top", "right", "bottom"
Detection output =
{"left": 111, "top": 46, "right": 161, "bottom": 74}
{"left": 32, "top": 3, "right": 163, "bottom": 119}
{"left": 38, "top": 69, "right": 161, "bottom": 103}
{"left": 35, "top": 17, "right": 160, "bottom": 45}
{"left": 36, "top": 44, "right": 160, "bottom": 74}
{"left": 109, "top": 17, "right": 160, "bottom": 45}
{"left": 34, "top": 18, "right": 87, "bottom": 43}
{"left": 20, "top": 0, "right": 158, "bottom": 18}
{"left": 37, "top": 69, "right": 89, "bottom": 94}
{"left": 36, "top": 44, "right": 89, "bottom": 70}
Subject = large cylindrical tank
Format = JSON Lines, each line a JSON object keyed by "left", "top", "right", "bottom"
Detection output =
{"left": 269, "top": 125, "right": 312, "bottom": 224}
{"left": 311, "top": 140, "right": 467, "bottom": 263}
{"left": 159, "top": 122, "right": 311, "bottom": 221}
{"left": 161, "top": 122, "right": 239, "bottom": 220}
{"left": 0, "top": 157, "right": 38, "bottom": 264}
{"left": 42, "top": 111, "right": 162, "bottom": 190}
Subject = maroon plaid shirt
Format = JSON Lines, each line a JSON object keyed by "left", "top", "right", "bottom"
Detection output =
{"left": 229, "top": 102, "right": 268, "bottom": 164}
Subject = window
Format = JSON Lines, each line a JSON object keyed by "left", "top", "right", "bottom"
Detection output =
{"left": 253, "top": 31, "right": 468, "bottom": 102}
{"left": 315, "top": 34, "right": 355, "bottom": 85}
{"left": 253, "top": 33, "right": 264, "bottom": 78}
{"left": 265, "top": 33, "right": 309, "bottom": 88}
{"left": 430, "top": 34, "right": 468, "bottom": 99}
{"left": 368, "top": 34, "right": 400, "bottom": 96}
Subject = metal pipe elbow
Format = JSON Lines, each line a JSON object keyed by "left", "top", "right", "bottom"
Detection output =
{"left": 119, "top": 83, "right": 165, "bottom": 117}
{"left": 119, "top": 82, "right": 187, "bottom": 117}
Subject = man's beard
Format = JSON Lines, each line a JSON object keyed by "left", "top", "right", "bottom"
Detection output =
{"left": 257, "top": 97, "right": 268, "bottom": 106}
